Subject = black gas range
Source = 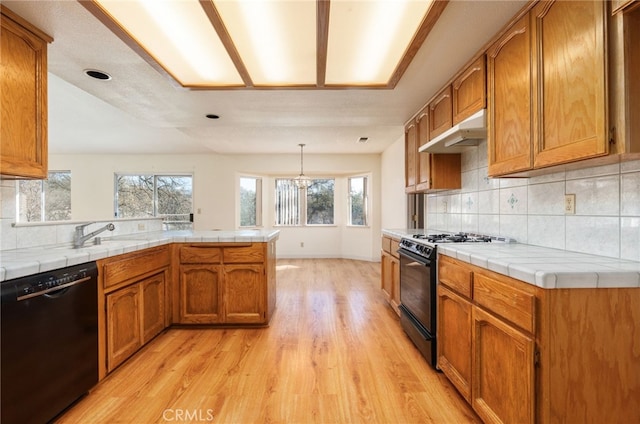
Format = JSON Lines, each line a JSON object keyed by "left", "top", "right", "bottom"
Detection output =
{"left": 397, "top": 232, "right": 512, "bottom": 369}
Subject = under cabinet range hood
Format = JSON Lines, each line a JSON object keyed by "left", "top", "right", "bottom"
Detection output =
{"left": 419, "top": 109, "right": 486, "bottom": 154}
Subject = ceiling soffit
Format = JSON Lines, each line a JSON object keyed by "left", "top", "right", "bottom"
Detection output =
{"left": 80, "top": 0, "right": 449, "bottom": 90}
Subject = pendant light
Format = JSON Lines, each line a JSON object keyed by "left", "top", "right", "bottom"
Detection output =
{"left": 293, "top": 143, "right": 311, "bottom": 189}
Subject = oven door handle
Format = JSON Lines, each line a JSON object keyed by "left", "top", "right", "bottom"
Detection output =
{"left": 397, "top": 248, "right": 432, "bottom": 266}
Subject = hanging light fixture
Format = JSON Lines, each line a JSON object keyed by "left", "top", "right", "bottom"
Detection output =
{"left": 293, "top": 143, "right": 311, "bottom": 189}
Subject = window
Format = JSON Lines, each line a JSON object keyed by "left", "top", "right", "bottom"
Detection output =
{"left": 348, "top": 176, "right": 368, "bottom": 226}
{"left": 239, "top": 177, "right": 262, "bottom": 227}
{"left": 275, "top": 178, "right": 334, "bottom": 226}
{"left": 17, "top": 171, "right": 71, "bottom": 222}
{"left": 115, "top": 174, "right": 193, "bottom": 230}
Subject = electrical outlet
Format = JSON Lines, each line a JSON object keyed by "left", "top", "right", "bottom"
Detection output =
{"left": 564, "top": 194, "right": 576, "bottom": 214}
{"left": 137, "top": 223, "right": 145, "bottom": 231}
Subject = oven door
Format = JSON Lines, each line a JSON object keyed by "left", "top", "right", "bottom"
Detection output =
{"left": 398, "top": 248, "right": 436, "bottom": 335}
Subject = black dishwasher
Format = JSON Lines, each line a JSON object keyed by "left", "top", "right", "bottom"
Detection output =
{"left": 1, "top": 262, "right": 99, "bottom": 424}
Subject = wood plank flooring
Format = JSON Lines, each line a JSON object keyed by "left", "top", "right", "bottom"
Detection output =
{"left": 57, "top": 259, "right": 479, "bottom": 424}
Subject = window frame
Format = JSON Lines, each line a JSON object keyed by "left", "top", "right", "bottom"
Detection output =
{"left": 274, "top": 177, "right": 336, "bottom": 227}
{"left": 238, "top": 175, "right": 263, "bottom": 228}
{"left": 114, "top": 173, "right": 193, "bottom": 229}
{"left": 15, "top": 170, "right": 72, "bottom": 222}
{"left": 348, "top": 175, "right": 369, "bottom": 227}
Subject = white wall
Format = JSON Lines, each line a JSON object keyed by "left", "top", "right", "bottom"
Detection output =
{"left": 380, "top": 135, "right": 407, "bottom": 229}
{"left": 35, "top": 152, "right": 382, "bottom": 261}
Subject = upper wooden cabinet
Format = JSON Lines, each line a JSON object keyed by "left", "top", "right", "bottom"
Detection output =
{"left": 405, "top": 106, "right": 461, "bottom": 193}
{"left": 428, "top": 85, "right": 453, "bottom": 140}
{"left": 611, "top": 0, "right": 639, "bottom": 14}
{"left": 488, "top": 1, "right": 608, "bottom": 176}
{"left": 452, "top": 55, "right": 487, "bottom": 125}
{"left": 0, "top": 6, "right": 52, "bottom": 179}
{"left": 487, "top": 14, "right": 533, "bottom": 176}
{"left": 531, "top": 0, "right": 608, "bottom": 169}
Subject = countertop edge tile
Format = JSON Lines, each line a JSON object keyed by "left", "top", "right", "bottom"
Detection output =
{"left": 0, "top": 229, "right": 280, "bottom": 282}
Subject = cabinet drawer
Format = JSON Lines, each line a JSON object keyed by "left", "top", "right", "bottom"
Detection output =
{"left": 103, "top": 246, "right": 170, "bottom": 289}
{"left": 390, "top": 239, "right": 400, "bottom": 259}
{"left": 180, "top": 246, "right": 222, "bottom": 264}
{"left": 223, "top": 244, "right": 264, "bottom": 263}
{"left": 382, "top": 236, "right": 391, "bottom": 253}
{"left": 473, "top": 273, "right": 535, "bottom": 334}
{"left": 439, "top": 256, "right": 472, "bottom": 298}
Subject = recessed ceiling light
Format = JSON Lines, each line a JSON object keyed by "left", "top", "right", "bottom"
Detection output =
{"left": 84, "top": 69, "right": 112, "bottom": 80}
{"left": 206, "top": 114, "right": 220, "bottom": 119}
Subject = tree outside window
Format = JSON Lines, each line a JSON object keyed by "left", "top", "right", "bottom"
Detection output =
{"left": 240, "top": 177, "right": 262, "bottom": 227}
{"left": 275, "top": 178, "right": 334, "bottom": 226}
{"left": 349, "top": 176, "right": 368, "bottom": 226}
{"left": 17, "top": 171, "right": 71, "bottom": 222}
{"left": 115, "top": 174, "right": 193, "bottom": 230}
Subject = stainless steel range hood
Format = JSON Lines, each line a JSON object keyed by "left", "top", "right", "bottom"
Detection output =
{"left": 419, "top": 109, "right": 486, "bottom": 154}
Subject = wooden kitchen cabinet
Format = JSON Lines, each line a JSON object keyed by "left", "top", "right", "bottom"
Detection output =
{"left": 437, "top": 284, "right": 472, "bottom": 402}
{"left": 380, "top": 235, "right": 400, "bottom": 316}
{"left": 178, "top": 264, "right": 223, "bottom": 323}
{"left": 0, "top": 6, "right": 52, "bottom": 179}
{"left": 99, "top": 245, "right": 171, "bottom": 377}
{"left": 611, "top": 0, "right": 639, "bottom": 14}
{"left": 404, "top": 121, "right": 418, "bottom": 192}
{"left": 488, "top": 1, "right": 608, "bottom": 176}
{"left": 438, "top": 255, "right": 535, "bottom": 424}
{"left": 405, "top": 105, "right": 461, "bottom": 193}
{"left": 106, "top": 284, "right": 141, "bottom": 373}
{"left": 452, "top": 55, "right": 486, "bottom": 125}
{"left": 531, "top": 0, "right": 608, "bottom": 169}
{"left": 176, "top": 243, "right": 273, "bottom": 325}
{"left": 487, "top": 14, "right": 533, "bottom": 176}
{"left": 428, "top": 85, "right": 453, "bottom": 140}
{"left": 438, "top": 254, "right": 640, "bottom": 423}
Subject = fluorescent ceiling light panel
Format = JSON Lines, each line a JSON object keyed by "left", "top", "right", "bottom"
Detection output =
{"left": 94, "top": 0, "right": 243, "bottom": 86}
{"left": 214, "top": 0, "right": 316, "bottom": 86}
{"left": 326, "top": 0, "right": 434, "bottom": 85}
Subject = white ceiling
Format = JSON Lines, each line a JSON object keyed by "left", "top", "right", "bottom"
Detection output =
{"left": 3, "top": 0, "right": 527, "bottom": 155}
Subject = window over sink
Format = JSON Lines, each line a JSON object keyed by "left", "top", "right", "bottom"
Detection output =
{"left": 16, "top": 171, "right": 71, "bottom": 222}
{"left": 114, "top": 174, "right": 193, "bottom": 230}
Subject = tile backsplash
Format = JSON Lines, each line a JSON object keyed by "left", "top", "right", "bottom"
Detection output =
{"left": 0, "top": 179, "right": 163, "bottom": 251}
{"left": 426, "top": 140, "right": 640, "bottom": 261}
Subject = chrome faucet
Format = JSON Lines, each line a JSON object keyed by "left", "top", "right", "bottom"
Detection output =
{"left": 73, "top": 222, "right": 115, "bottom": 248}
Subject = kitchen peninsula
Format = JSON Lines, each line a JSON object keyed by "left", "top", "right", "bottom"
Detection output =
{"left": 0, "top": 229, "right": 279, "bottom": 379}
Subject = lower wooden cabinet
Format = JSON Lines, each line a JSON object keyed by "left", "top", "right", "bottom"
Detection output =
{"left": 380, "top": 236, "right": 400, "bottom": 315}
{"left": 106, "top": 272, "right": 166, "bottom": 373}
{"left": 438, "top": 255, "right": 535, "bottom": 424}
{"left": 437, "top": 284, "right": 472, "bottom": 403}
{"left": 176, "top": 243, "right": 274, "bottom": 325}
{"left": 472, "top": 306, "right": 534, "bottom": 424}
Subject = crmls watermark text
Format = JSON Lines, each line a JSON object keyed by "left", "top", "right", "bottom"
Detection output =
{"left": 162, "top": 409, "right": 215, "bottom": 422}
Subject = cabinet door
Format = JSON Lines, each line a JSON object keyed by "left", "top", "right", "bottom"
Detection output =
{"left": 472, "top": 307, "right": 534, "bottom": 424}
{"left": 0, "top": 11, "right": 50, "bottom": 179}
{"left": 437, "top": 285, "right": 472, "bottom": 402}
{"left": 179, "top": 264, "right": 223, "bottom": 323}
{"left": 224, "top": 264, "right": 264, "bottom": 324}
{"left": 404, "top": 121, "right": 417, "bottom": 193}
{"left": 429, "top": 85, "right": 453, "bottom": 140}
{"left": 106, "top": 285, "right": 142, "bottom": 372}
{"left": 381, "top": 251, "right": 394, "bottom": 303}
{"left": 531, "top": 0, "right": 607, "bottom": 168}
{"left": 391, "top": 256, "right": 400, "bottom": 314}
{"left": 453, "top": 55, "right": 486, "bottom": 125}
{"left": 141, "top": 273, "right": 166, "bottom": 344}
{"left": 487, "top": 14, "right": 533, "bottom": 176}
{"left": 415, "top": 109, "right": 431, "bottom": 191}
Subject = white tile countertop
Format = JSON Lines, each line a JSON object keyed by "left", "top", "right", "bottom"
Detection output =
{"left": 382, "top": 229, "right": 640, "bottom": 289}
{"left": 0, "top": 229, "right": 280, "bottom": 282}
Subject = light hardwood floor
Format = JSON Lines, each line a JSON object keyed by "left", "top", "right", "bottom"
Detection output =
{"left": 58, "top": 259, "right": 479, "bottom": 424}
